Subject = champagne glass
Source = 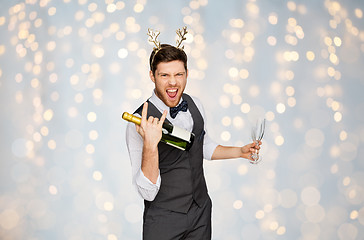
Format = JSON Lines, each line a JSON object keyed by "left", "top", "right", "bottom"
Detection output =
{"left": 250, "top": 118, "right": 266, "bottom": 164}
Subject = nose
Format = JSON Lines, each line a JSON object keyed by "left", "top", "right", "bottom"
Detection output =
{"left": 168, "top": 76, "right": 177, "bottom": 85}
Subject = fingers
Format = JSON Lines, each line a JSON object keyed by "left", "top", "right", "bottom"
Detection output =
{"left": 158, "top": 110, "right": 168, "bottom": 127}
{"left": 141, "top": 102, "right": 148, "bottom": 123}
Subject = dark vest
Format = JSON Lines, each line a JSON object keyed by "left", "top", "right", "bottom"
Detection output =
{"left": 135, "top": 93, "right": 209, "bottom": 213}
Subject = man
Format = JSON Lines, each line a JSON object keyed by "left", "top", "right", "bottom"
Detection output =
{"left": 125, "top": 27, "right": 261, "bottom": 240}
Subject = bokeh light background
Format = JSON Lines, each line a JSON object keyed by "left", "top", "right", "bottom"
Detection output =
{"left": 1, "top": 0, "right": 364, "bottom": 239}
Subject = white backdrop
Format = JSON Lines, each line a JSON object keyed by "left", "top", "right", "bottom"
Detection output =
{"left": 1, "top": 0, "right": 364, "bottom": 239}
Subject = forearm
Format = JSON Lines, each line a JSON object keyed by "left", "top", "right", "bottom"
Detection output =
{"left": 141, "top": 144, "right": 159, "bottom": 184}
{"left": 211, "top": 145, "right": 243, "bottom": 160}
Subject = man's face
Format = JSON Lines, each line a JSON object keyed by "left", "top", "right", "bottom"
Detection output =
{"left": 150, "top": 60, "right": 188, "bottom": 108}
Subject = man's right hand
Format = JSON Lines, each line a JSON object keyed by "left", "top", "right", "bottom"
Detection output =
{"left": 136, "top": 102, "right": 167, "bottom": 149}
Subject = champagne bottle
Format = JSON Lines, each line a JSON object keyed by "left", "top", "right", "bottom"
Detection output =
{"left": 122, "top": 112, "right": 195, "bottom": 151}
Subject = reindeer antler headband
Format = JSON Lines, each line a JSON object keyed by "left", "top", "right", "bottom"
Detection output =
{"left": 147, "top": 26, "right": 188, "bottom": 53}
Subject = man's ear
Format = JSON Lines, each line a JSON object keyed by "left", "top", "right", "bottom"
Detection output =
{"left": 186, "top": 69, "right": 188, "bottom": 78}
{"left": 149, "top": 70, "right": 155, "bottom": 83}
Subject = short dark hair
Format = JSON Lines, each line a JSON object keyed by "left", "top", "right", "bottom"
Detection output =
{"left": 149, "top": 44, "right": 188, "bottom": 75}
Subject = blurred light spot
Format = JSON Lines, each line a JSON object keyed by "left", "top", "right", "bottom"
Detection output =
{"left": 221, "top": 131, "right": 231, "bottom": 142}
{"left": 330, "top": 164, "right": 339, "bottom": 174}
{"left": 86, "top": 144, "right": 95, "bottom": 154}
{"left": 0, "top": 209, "right": 20, "bottom": 230}
{"left": 88, "top": 2, "right": 98, "bottom": 12}
{"left": 267, "top": 36, "right": 277, "bottom": 46}
{"left": 89, "top": 130, "right": 99, "bottom": 140}
{"left": 246, "top": 2, "right": 259, "bottom": 14}
{"left": 275, "top": 135, "right": 284, "bottom": 146}
{"left": 287, "top": 97, "right": 296, "bottom": 107}
{"left": 276, "top": 226, "right": 286, "bottom": 235}
{"left": 75, "top": 93, "right": 84, "bottom": 103}
{"left": 268, "top": 13, "right": 278, "bottom": 24}
{"left": 306, "top": 51, "right": 315, "bottom": 61}
{"left": 324, "top": 36, "right": 332, "bottom": 46}
{"left": 339, "top": 130, "right": 347, "bottom": 141}
{"left": 305, "top": 128, "right": 325, "bottom": 148}
{"left": 270, "top": 221, "right": 279, "bottom": 230}
{"left": 230, "top": 32, "right": 240, "bottom": 43}
{"left": 265, "top": 111, "right": 275, "bottom": 121}
{"left": 233, "top": 200, "right": 243, "bottom": 209}
{"left": 68, "top": 107, "right": 78, "bottom": 118}
{"left": 134, "top": 3, "right": 144, "bottom": 13}
{"left": 48, "top": 140, "right": 56, "bottom": 150}
{"left": 229, "top": 18, "right": 244, "bottom": 28}
{"left": 337, "top": 223, "right": 358, "bottom": 240}
{"left": 239, "top": 69, "right": 249, "bottom": 79}
{"left": 229, "top": 67, "right": 239, "bottom": 78}
{"left": 240, "top": 103, "right": 250, "bottom": 113}
{"left": 276, "top": 103, "right": 286, "bottom": 113}
{"left": 287, "top": 1, "right": 296, "bottom": 11}
{"left": 249, "top": 85, "right": 260, "bottom": 97}
{"left": 255, "top": 210, "right": 265, "bottom": 219}
{"left": 342, "top": 176, "right": 351, "bottom": 186}
{"left": 238, "top": 164, "right": 248, "bottom": 175}
{"left": 305, "top": 204, "right": 325, "bottom": 223}
{"left": 40, "top": 126, "right": 49, "bottom": 136}
{"left": 301, "top": 186, "right": 320, "bottom": 206}
{"left": 0, "top": 45, "right": 5, "bottom": 55}
{"left": 96, "top": 191, "right": 114, "bottom": 211}
{"left": 93, "top": 171, "right": 103, "bottom": 181}
{"left": 104, "top": 202, "right": 114, "bottom": 211}
{"left": 354, "top": 8, "right": 363, "bottom": 18}
{"left": 350, "top": 210, "right": 358, "bottom": 220}
{"left": 334, "top": 112, "right": 342, "bottom": 122}
{"left": 285, "top": 86, "right": 295, "bottom": 96}
{"left": 93, "top": 45, "right": 104, "bottom": 58}
{"left": 334, "top": 37, "right": 342, "bottom": 47}
{"left": 49, "top": 185, "right": 58, "bottom": 195}
{"left": 118, "top": 48, "right": 128, "bottom": 58}
{"left": 87, "top": 112, "right": 97, "bottom": 122}
{"left": 264, "top": 204, "right": 273, "bottom": 213}
{"left": 108, "top": 234, "right": 118, "bottom": 240}
{"left": 283, "top": 51, "right": 299, "bottom": 61}
{"left": 0, "top": 16, "right": 5, "bottom": 26}
{"left": 116, "top": 1, "right": 125, "bottom": 10}
{"left": 131, "top": 89, "right": 142, "bottom": 99}
{"left": 219, "top": 95, "right": 230, "bottom": 108}
{"left": 48, "top": 7, "right": 56, "bottom": 16}
{"left": 233, "top": 116, "right": 244, "bottom": 129}
{"left": 271, "top": 81, "right": 282, "bottom": 96}
{"left": 222, "top": 116, "right": 231, "bottom": 126}
{"left": 285, "top": 70, "right": 295, "bottom": 80}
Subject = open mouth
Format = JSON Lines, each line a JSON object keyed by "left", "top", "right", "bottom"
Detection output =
{"left": 166, "top": 89, "right": 178, "bottom": 99}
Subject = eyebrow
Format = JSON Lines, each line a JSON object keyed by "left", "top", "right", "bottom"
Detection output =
{"left": 158, "top": 71, "right": 185, "bottom": 75}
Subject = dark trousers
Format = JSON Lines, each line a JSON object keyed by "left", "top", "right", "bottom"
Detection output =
{"left": 143, "top": 197, "right": 212, "bottom": 240}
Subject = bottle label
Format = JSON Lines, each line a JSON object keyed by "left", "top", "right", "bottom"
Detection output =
{"left": 171, "top": 126, "right": 190, "bottom": 142}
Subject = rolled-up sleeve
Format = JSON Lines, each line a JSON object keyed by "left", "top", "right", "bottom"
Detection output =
{"left": 125, "top": 121, "right": 161, "bottom": 201}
